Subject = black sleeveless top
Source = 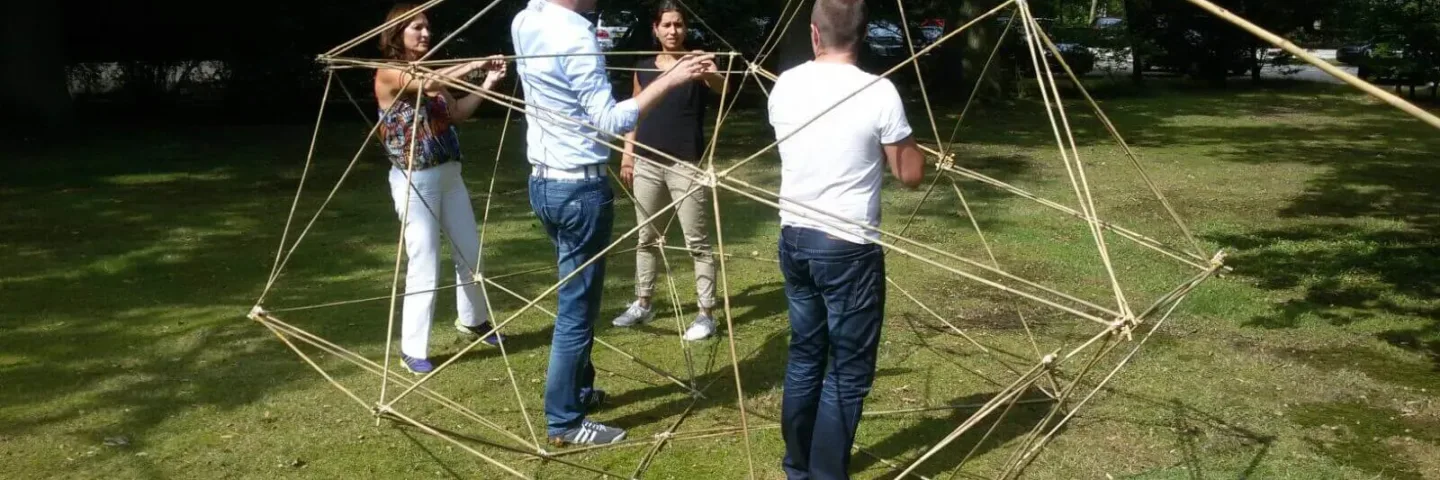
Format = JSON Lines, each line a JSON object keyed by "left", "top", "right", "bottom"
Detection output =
{"left": 635, "top": 56, "right": 708, "bottom": 163}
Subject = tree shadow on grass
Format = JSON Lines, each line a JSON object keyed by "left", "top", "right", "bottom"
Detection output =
{"left": 853, "top": 391, "right": 1056, "bottom": 479}
{"left": 1286, "top": 400, "right": 1440, "bottom": 480}
{"left": 1200, "top": 105, "right": 1440, "bottom": 374}
{"left": 597, "top": 329, "right": 790, "bottom": 429}
{"left": 0, "top": 157, "right": 381, "bottom": 444}
{"left": 0, "top": 119, "right": 564, "bottom": 458}
{"left": 1040, "top": 387, "right": 1277, "bottom": 480}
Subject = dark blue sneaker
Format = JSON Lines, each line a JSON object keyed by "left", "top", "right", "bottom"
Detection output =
{"left": 402, "top": 354, "right": 433, "bottom": 375}
{"left": 455, "top": 319, "right": 506, "bottom": 346}
{"left": 548, "top": 419, "right": 626, "bottom": 447}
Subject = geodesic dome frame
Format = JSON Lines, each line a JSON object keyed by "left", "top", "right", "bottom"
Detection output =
{"left": 244, "top": 0, "right": 1440, "bottom": 478}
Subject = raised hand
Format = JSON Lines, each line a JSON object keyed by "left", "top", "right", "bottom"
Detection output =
{"left": 692, "top": 49, "right": 718, "bottom": 73}
{"left": 478, "top": 54, "right": 507, "bottom": 89}
{"left": 664, "top": 52, "right": 716, "bottom": 87}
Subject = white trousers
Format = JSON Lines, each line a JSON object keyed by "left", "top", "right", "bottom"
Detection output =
{"left": 388, "top": 161, "right": 490, "bottom": 359}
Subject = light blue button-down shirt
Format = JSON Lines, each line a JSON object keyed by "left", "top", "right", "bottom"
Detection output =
{"left": 511, "top": 0, "right": 641, "bottom": 169}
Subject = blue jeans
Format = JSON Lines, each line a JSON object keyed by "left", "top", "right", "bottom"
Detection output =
{"left": 778, "top": 226, "right": 886, "bottom": 480}
{"left": 528, "top": 175, "right": 614, "bottom": 436}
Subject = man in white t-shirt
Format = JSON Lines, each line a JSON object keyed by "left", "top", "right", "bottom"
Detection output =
{"left": 767, "top": 0, "right": 925, "bottom": 478}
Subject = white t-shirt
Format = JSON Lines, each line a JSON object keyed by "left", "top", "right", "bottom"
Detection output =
{"left": 768, "top": 61, "right": 913, "bottom": 244}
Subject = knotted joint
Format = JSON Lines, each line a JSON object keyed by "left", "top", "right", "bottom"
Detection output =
{"left": 248, "top": 305, "right": 269, "bottom": 320}
{"left": 1209, "top": 250, "right": 1228, "bottom": 269}
{"left": 937, "top": 152, "right": 957, "bottom": 170}
{"left": 406, "top": 64, "right": 433, "bottom": 84}
{"left": 695, "top": 168, "right": 720, "bottom": 189}
{"left": 1109, "top": 315, "right": 1139, "bottom": 341}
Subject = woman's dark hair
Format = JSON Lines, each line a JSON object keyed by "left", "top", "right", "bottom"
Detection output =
{"left": 379, "top": 3, "right": 426, "bottom": 60}
{"left": 653, "top": 1, "right": 684, "bottom": 24}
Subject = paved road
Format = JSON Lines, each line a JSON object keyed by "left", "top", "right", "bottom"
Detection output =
{"left": 1090, "top": 64, "right": 1357, "bottom": 84}
{"left": 1255, "top": 49, "right": 1355, "bottom": 84}
{"left": 1257, "top": 63, "right": 1357, "bottom": 84}
{"left": 1088, "top": 48, "right": 1365, "bottom": 85}
{"left": 1091, "top": 58, "right": 1358, "bottom": 85}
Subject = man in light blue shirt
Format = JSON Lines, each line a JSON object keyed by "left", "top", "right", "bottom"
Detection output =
{"left": 510, "top": 0, "right": 713, "bottom": 447}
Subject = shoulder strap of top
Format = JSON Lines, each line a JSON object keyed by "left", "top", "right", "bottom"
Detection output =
{"left": 636, "top": 56, "right": 660, "bottom": 88}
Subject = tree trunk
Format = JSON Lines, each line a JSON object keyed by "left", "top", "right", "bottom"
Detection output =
{"left": 960, "top": 0, "right": 1006, "bottom": 98}
{"left": 1201, "top": 54, "right": 1229, "bottom": 87}
{"left": 1250, "top": 46, "right": 1262, "bottom": 84}
{"left": 1124, "top": 0, "right": 1145, "bottom": 85}
{"left": 1, "top": 1, "right": 72, "bottom": 136}
{"left": 775, "top": 1, "right": 815, "bottom": 75}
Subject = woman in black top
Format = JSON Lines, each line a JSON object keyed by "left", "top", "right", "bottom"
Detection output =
{"left": 612, "top": 2, "right": 725, "bottom": 341}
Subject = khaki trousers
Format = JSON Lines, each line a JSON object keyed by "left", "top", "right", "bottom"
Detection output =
{"left": 632, "top": 160, "right": 716, "bottom": 309}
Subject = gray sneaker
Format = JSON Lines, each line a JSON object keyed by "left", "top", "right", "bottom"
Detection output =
{"left": 682, "top": 313, "right": 716, "bottom": 341}
{"left": 612, "top": 300, "right": 655, "bottom": 327}
{"left": 549, "top": 419, "right": 627, "bottom": 447}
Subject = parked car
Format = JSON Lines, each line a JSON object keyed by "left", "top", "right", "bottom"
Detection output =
{"left": 994, "top": 17, "right": 1097, "bottom": 76}
{"left": 1145, "top": 46, "right": 1254, "bottom": 77}
{"left": 917, "top": 18, "right": 945, "bottom": 49}
{"left": 1092, "top": 16, "right": 1123, "bottom": 29}
{"left": 1336, "top": 35, "right": 1399, "bottom": 68}
{"left": 864, "top": 19, "right": 946, "bottom": 59}
{"left": 595, "top": 10, "right": 636, "bottom": 51}
{"left": 1336, "top": 35, "right": 1429, "bottom": 84}
{"left": 866, "top": 20, "right": 908, "bottom": 58}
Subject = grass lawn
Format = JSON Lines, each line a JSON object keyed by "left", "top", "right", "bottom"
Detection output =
{"left": 3, "top": 79, "right": 1438, "bottom": 479}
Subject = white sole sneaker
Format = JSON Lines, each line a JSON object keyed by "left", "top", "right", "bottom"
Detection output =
{"left": 612, "top": 304, "right": 656, "bottom": 327}
{"left": 682, "top": 321, "right": 715, "bottom": 341}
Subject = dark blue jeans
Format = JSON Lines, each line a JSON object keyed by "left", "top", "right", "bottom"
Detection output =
{"left": 778, "top": 226, "right": 886, "bottom": 480}
{"left": 528, "top": 175, "right": 614, "bottom": 437}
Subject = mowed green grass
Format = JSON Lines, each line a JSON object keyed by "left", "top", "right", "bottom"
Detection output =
{"left": 3, "top": 80, "right": 1438, "bottom": 479}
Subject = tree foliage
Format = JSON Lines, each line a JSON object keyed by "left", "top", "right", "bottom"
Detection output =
{"left": 26, "top": 0, "right": 1436, "bottom": 127}
{"left": 1347, "top": 0, "right": 1440, "bottom": 86}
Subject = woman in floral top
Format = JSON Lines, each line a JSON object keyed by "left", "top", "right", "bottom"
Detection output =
{"left": 373, "top": 2, "right": 508, "bottom": 374}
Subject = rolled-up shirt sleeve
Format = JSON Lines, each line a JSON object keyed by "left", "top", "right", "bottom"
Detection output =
{"left": 562, "top": 34, "right": 640, "bottom": 136}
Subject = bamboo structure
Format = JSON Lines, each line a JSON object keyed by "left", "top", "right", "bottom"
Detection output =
{"left": 245, "top": 0, "right": 1437, "bottom": 477}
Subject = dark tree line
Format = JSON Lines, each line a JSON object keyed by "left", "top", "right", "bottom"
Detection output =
{"left": 3, "top": 0, "right": 1433, "bottom": 135}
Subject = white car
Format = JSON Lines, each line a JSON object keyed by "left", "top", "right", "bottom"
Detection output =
{"left": 595, "top": 10, "right": 635, "bottom": 51}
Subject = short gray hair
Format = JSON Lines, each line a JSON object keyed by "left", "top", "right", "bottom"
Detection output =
{"left": 811, "top": 0, "right": 868, "bottom": 52}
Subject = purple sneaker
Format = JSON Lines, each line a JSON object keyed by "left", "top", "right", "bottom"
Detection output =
{"left": 455, "top": 319, "right": 506, "bottom": 346}
{"left": 402, "top": 354, "right": 433, "bottom": 374}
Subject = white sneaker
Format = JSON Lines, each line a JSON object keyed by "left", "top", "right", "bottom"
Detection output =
{"left": 682, "top": 313, "right": 716, "bottom": 341}
{"left": 612, "top": 300, "right": 654, "bottom": 327}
